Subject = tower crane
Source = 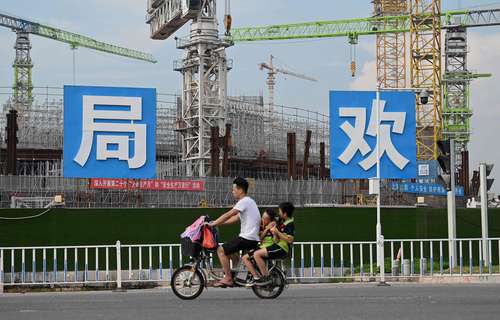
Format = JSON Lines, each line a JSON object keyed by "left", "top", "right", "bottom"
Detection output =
{"left": 0, "top": 11, "right": 156, "bottom": 115}
{"left": 146, "top": 0, "right": 232, "bottom": 177}
{"left": 258, "top": 55, "right": 318, "bottom": 113}
{"left": 144, "top": 1, "right": 499, "bottom": 177}
{"left": 229, "top": 6, "right": 500, "bottom": 171}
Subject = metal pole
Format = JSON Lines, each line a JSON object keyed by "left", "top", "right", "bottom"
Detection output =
{"left": 376, "top": 86, "right": 382, "bottom": 266}
{"left": 375, "top": 85, "right": 386, "bottom": 285}
{"left": 447, "top": 139, "right": 457, "bottom": 268}
{"left": 379, "top": 236, "right": 386, "bottom": 284}
{"left": 480, "top": 163, "right": 489, "bottom": 266}
{"left": 447, "top": 138, "right": 457, "bottom": 267}
{"left": 72, "top": 46, "right": 77, "bottom": 85}
{"left": 0, "top": 249, "right": 3, "bottom": 294}
{"left": 115, "top": 241, "right": 123, "bottom": 291}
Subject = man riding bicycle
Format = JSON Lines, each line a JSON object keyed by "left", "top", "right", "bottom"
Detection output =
{"left": 208, "top": 177, "right": 261, "bottom": 287}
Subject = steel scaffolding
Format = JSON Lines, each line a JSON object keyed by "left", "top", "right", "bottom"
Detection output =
{"left": 227, "top": 97, "right": 329, "bottom": 164}
{"left": 0, "top": 86, "right": 329, "bottom": 179}
{"left": 0, "top": 88, "right": 180, "bottom": 154}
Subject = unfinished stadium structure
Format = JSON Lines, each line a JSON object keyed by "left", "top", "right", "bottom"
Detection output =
{"left": 0, "top": 87, "right": 381, "bottom": 209}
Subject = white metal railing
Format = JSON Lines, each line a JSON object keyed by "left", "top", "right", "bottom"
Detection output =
{"left": 289, "top": 239, "right": 500, "bottom": 279}
{"left": 1, "top": 239, "right": 499, "bottom": 292}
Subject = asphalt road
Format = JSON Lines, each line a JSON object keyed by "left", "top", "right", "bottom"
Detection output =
{"left": 1, "top": 284, "right": 500, "bottom": 320}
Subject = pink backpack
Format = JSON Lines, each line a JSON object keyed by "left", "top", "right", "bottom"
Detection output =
{"left": 180, "top": 216, "right": 206, "bottom": 241}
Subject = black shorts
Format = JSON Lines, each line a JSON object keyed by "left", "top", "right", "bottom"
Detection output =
{"left": 264, "top": 244, "right": 288, "bottom": 260}
{"left": 222, "top": 237, "right": 259, "bottom": 255}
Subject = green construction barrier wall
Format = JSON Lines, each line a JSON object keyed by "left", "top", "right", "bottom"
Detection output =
{"left": 0, "top": 207, "right": 499, "bottom": 247}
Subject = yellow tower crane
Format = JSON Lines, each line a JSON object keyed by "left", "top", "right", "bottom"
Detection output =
{"left": 230, "top": 2, "right": 500, "bottom": 161}
{"left": 409, "top": 0, "right": 442, "bottom": 160}
{"left": 373, "top": 0, "right": 408, "bottom": 89}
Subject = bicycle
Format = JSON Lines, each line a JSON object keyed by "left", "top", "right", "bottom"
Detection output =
{"left": 171, "top": 245, "right": 287, "bottom": 300}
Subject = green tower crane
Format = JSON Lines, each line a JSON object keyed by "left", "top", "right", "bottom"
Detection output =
{"left": 228, "top": 7, "right": 500, "bottom": 189}
{"left": 228, "top": 9, "right": 500, "bottom": 42}
{"left": 0, "top": 11, "right": 157, "bottom": 113}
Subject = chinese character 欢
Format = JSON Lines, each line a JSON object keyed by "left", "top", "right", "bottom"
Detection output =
{"left": 338, "top": 99, "right": 409, "bottom": 171}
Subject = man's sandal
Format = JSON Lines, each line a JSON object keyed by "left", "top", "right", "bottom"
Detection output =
{"left": 213, "top": 279, "right": 233, "bottom": 288}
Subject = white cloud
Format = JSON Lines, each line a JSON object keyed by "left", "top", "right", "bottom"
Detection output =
{"left": 349, "top": 60, "right": 377, "bottom": 90}
{"left": 467, "top": 31, "right": 500, "bottom": 193}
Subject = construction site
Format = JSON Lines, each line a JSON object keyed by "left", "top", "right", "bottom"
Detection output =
{"left": 0, "top": 0, "right": 499, "bottom": 208}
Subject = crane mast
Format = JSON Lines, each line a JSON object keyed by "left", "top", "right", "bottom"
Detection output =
{"left": 147, "top": 0, "right": 232, "bottom": 177}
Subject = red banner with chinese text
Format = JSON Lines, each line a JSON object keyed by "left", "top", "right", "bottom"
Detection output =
{"left": 89, "top": 178, "right": 205, "bottom": 191}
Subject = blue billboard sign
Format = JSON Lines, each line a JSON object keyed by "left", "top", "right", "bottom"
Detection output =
{"left": 390, "top": 182, "right": 465, "bottom": 197}
{"left": 330, "top": 90, "right": 416, "bottom": 179}
{"left": 63, "top": 85, "right": 157, "bottom": 179}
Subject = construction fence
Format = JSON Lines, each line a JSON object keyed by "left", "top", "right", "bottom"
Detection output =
{"left": 0, "top": 175, "right": 373, "bottom": 208}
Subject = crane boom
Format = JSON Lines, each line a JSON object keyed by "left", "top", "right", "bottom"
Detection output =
{"left": 259, "top": 55, "right": 317, "bottom": 114}
{"left": 229, "top": 9, "right": 500, "bottom": 42}
{"left": 0, "top": 11, "right": 156, "bottom": 63}
{"left": 232, "top": 5, "right": 500, "bottom": 166}
{"left": 276, "top": 68, "right": 318, "bottom": 82}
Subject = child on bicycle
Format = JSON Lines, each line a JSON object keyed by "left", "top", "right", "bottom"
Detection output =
{"left": 241, "top": 208, "right": 277, "bottom": 281}
{"left": 243, "top": 202, "right": 295, "bottom": 286}
{"left": 259, "top": 208, "right": 278, "bottom": 246}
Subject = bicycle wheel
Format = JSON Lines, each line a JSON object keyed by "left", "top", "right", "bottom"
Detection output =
{"left": 252, "top": 268, "right": 286, "bottom": 299}
{"left": 171, "top": 265, "right": 205, "bottom": 300}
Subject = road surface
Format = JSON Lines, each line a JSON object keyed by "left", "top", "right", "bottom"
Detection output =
{"left": 1, "top": 283, "right": 499, "bottom": 320}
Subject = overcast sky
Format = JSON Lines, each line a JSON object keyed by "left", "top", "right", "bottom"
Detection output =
{"left": 0, "top": 0, "right": 499, "bottom": 192}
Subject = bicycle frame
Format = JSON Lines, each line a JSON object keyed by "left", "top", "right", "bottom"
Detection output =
{"left": 186, "top": 249, "right": 286, "bottom": 288}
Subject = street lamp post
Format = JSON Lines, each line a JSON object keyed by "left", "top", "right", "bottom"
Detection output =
{"left": 374, "top": 86, "right": 420, "bottom": 285}
{"left": 480, "top": 163, "right": 489, "bottom": 267}
{"left": 375, "top": 85, "right": 385, "bottom": 285}
{"left": 479, "top": 163, "right": 494, "bottom": 267}
{"left": 447, "top": 139, "right": 457, "bottom": 269}
{"left": 376, "top": 86, "right": 381, "bottom": 247}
